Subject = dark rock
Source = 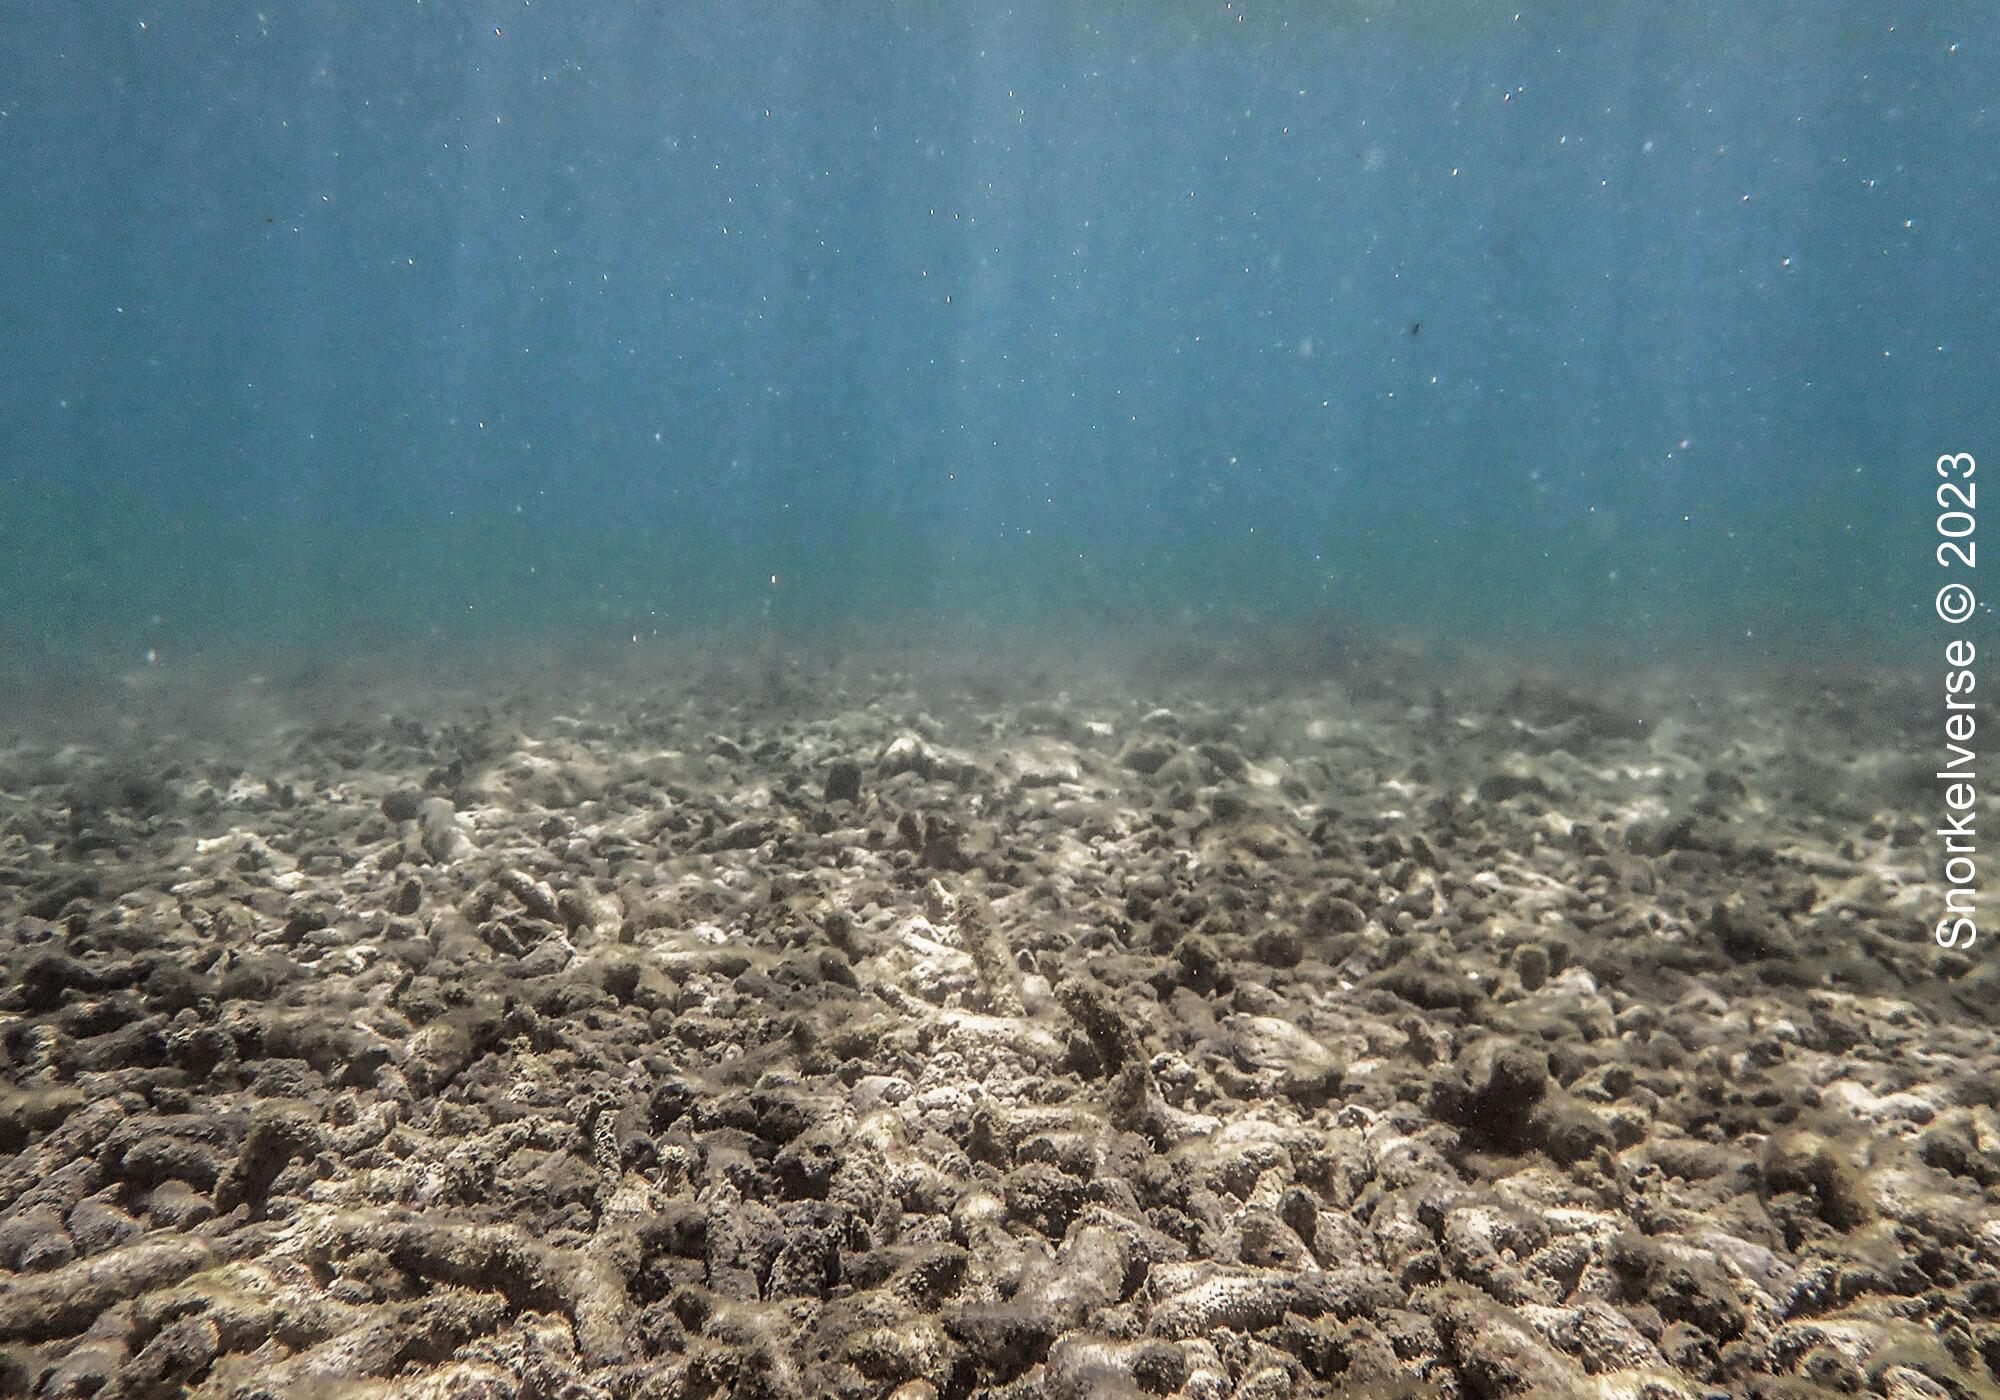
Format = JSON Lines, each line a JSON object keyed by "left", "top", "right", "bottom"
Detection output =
{"left": 944, "top": 1304, "right": 1055, "bottom": 1379}
{"left": 25, "top": 876, "right": 100, "bottom": 922}
{"left": 381, "top": 788, "right": 426, "bottom": 823}
{"left": 71, "top": 770, "right": 176, "bottom": 818}
{"left": 1710, "top": 896, "right": 1798, "bottom": 961}
{"left": 1531, "top": 1099, "right": 1615, "bottom": 1165}
{"left": 921, "top": 817, "right": 971, "bottom": 871}
{"left": 115, "top": 1134, "right": 229, "bottom": 1192}
{"left": 1429, "top": 1282, "right": 1586, "bottom": 1395}
{"left": 1478, "top": 772, "right": 1554, "bottom": 803}
{"left": 0, "top": 1207, "right": 74, "bottom": 1273}
{"left": 772, "top": 1135, "right": 841, "bottom": 1199}
{"left": 1174, "top": 935, "right": 1231, "bottom": 996}
{"left": 1304, "top": 891, "right": 1367, "bottom": 935}
{"left": 1252, "top": 927, "right": 1304, "bottom": 968}
{"left": 389, "top": 876, "right": 423, "bottom": 915}
{"left": 66, "top": 1198, "right": 142, "bottom": 1254}
{"left": 893, "top": 1243, "right": 969, "bottom": 1308}
{"left": 142, "top": 962, "right": 207, "bottom": 1015}
{"left": 1056, "top": 976, "right": 1146, "bottom": 1071}
{"left": 1429, "top": 1042, "right": 1550, "bottom": 1152}
{"left": 18, "top": 953, "right": 109, "bottom": 1012}
{"left": 0, "top": 1085, "right": 85, "bottom": 1150}
{"left": 1119, "top": 739, "right": 1178, "bottom": 776}
{"left": 765, "top": 1209, "right": 842, "bottom": 1299}
{"left": 1198, "top": 743, "right": 1249, "bottom": 780}
{"left": 1002, "top": 1162, "right": 1086, "bottom": 1238}
{"left": 689, "top": 819, "right": 777, "bottom": 854}
{"left": 1625, "top": 814, "right": 1697, "bottom": 857}
{"left": 144, "top": 1180, "right": 215, "bottom": 1230}
{"left": 824, "top": 760, "right": 863, "bottom": 804}
{"left": 213, "top": 1101, "right": 321, "bottom": 1212}
{"left": 1370, "top": 959, "right": 1483, "bottom": 1012}
{"left": 1608, "top": 1234, "right": 1749, "bottom": 1341}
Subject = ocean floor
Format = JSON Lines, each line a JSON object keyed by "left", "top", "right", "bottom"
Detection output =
{"left": 0, "top": 652, "right": 1995, "bottom": 1400}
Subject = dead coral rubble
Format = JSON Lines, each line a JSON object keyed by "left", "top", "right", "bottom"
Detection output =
{"left": 0, "top": 661, "right": 1994, "bottom": 1398}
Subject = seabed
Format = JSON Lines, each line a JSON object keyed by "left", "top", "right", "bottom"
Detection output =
{"left": 0, "top": 649, "right": 1993, "bottom": 1399}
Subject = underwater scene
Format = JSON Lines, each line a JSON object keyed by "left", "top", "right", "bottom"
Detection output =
{"left": 1, "top": 2, "right": 1997, "bottom": 1397}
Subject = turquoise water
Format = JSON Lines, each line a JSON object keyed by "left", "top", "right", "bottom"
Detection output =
{"left": 3, "top": 2, "right": 1994, "bottom": 686}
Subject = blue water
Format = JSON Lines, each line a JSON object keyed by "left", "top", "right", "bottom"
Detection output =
{"left": 3, "top": 1, "right": 1994, "bottom": 686}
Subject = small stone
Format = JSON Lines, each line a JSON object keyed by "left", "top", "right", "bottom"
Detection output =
{"left": 1304, "top": 891, "right": 1367, "bottom": 934}
{"left": 825, "top": 759, "right": 863, "bottom": 804}
{"left": 943, "top": 1304, "right": 1054, "bottom": 1379}
{"left": 1624, "top": 813, "right": 1696, "bottom": 856}
{"left": 1251, "top": 928, "right": 1304, "bottom": 968}
{"left": 878, "top": 733, "right": 936, "bottom": 779}
{"left": 381, "top": 788, "right": 425, "bottom": 823}
{"left": 389, "top": 877, "right": 423, "bottom": 916}
{"left": 1210, "top": 789, "right": 1250, "bottom": 821}
{"left": 1002, "top": 1163, "right": 1086, "bottom": 1238}
{"left": 1119, "top": 738, "right": 1178, "bottom": 776}
{"left": 66, "top": 1198, "right": 142, "bottom": 1255}
{"left": 144, "top": 1180, "right": 215, "bottom": 1230}
{"left": 0, "top": 1207, "right": 74, "bottom": 1273}
{"left": 1197, "top": 743, "right": 1249, "bottom": 781}
{"left": 1710, "top": 895, "right": 1797, "bottom": 960}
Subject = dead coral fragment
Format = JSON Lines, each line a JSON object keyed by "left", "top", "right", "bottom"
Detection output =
{"left": 0, "top": 1237, "right": 214, "bottom": 1342}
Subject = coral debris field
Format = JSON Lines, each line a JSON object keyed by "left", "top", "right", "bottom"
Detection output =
{"left": 0, "top": 657, "right": 1995, "bottom": 1399}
